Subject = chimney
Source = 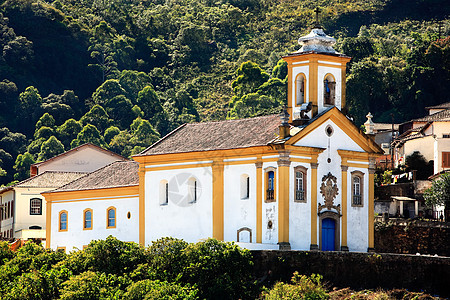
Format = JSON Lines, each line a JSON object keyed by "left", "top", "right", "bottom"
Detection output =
{"left": 279, "top": 106, "right": 290, "bottom": 139}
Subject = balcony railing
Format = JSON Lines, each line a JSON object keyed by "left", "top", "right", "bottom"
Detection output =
{"left": 295, "top": 190, "right": 305, "bottom": 201}
{"left": 266, "top": 189, "right": 274, "bottom": 201}
{"left": 353, "top": 194, "right": 362, "bottom": 205}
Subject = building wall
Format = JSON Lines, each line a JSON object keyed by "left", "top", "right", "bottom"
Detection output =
{"left": 0, "top": 190, "right": 14, "bottom": 238}
{"left": 145, "top": 165, "right": 213, "bottom": 244}
{"left": 14, "top": 187, "right": 51, "bottom": 234}
{"left": 401, "top": 135, "right": 434, "bottom": 164}
{"left": 261, "top": 160, "right": 279, "bottom": 245}
{"left": 223, "top": 163, "right": 257, "bottom": 243}
{"left": 50, "top": 195, "right": 139, "bottom": 251}
{"left": 38, "top": 147, "right": 123, "bottom": 174}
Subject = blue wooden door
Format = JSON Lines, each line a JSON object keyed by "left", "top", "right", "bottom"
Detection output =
{"left": 322, "top": 218, "right": 335, "bottom": 251}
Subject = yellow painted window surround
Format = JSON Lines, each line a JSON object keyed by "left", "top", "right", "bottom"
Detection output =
{"left": 351, "top": 171, "right": 364, "bottom": 207}
{"left": 107, "top": 207, "right": 116, "bottom": 229}
{"left": 59, "top": 210, "right": 68, "bottom": 232}
{"left": 83, "top": 208, "right": 93, "bottom": 230}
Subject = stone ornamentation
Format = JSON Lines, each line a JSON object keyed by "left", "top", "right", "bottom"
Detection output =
{"left": 318, "top": 172, "right": 341, "bottom": 214}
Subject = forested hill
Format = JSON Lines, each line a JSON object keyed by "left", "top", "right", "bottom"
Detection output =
{"left": 0, "top": 0, "right": 449, "bottom": 185}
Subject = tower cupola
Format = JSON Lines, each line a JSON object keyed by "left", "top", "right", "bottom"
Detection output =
{"left": 282, "top": 8, "right": 351, "bottom": 124}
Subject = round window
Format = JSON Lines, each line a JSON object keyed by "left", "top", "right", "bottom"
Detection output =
{"left": 325, "top": 125, "right": 334, "bottom": 137}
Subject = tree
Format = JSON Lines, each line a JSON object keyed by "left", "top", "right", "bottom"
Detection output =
{"left": 35, "top": 113, "right": 55, "bottom": 131}
{"left": 104, "top": 126, "right": 120, "bottom": 144}
{"left": 130, "top": 118, "right": 160, "bottom": 147}
{"left": 104, "top": 95, "right": 134, "bottom": 129}
{"left": 405, "top": 151, "right": 433, "bottom": 180}
{"left": 13, "top": 152, "right": 35, "bottom": 181}
{"left": 80, "top": 105, "right": 111, "bottom": 134}
{"left": 118, "top": 70, "right": 152, "bottom": 103}
{"left": 88, "top": 21, "right": 119, "bottom": 82}
{"left": 424, "top": 172, "right": 450, "bottom": 208}
{"left": 71, "top": 124, "right": 107, "bottom": 149}
{"left": 38, "top": 136, "right": 65, "bottom": 162}
{"left": 92, "top": 79, "right": 127, "bottom": 107}
{"left": 56, "top": 119, "right": 83, "bottom": 150}
{"left": 231, "top": 61, "right": 269, "bottom": 98}
{"left": 17, "top": 86, "right": 43, "bottom": 135}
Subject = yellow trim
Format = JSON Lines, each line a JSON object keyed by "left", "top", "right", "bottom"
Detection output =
{"left": 368, "top": 171, "right": 375, "bottom": 249}
{"left": 212, "top": 160, "right": 224, "bottom": 240}
{"left": 46, "top": 199, "right": 51, "bottom": 248}
{"left": 106, "top": 206, "right": 116, "bottom": 229}
{"left": 278, "top": 164, "right": 290, "bottom": 243}
{"left": 44, "top": 186, "right": 139, "bottom": 202}
{"left": 139, "top": 165, "right": 145, "bottom": 246}
{"left": 256, "top": 160, "right": 262, "bottom": 243}
{"left": 83, "top": 208, "right": 93, "bottom": 230}
{"left": 310, "top": 57, "right": 318, "bottom": 115}
{"left": 59, "top": 210, "right": 68, "bottom": 232}
{"left": 287, "top": 107, "right": 383, "bottom": 154}
{"left": 341, "top": 163, "right": 348, "bottom": 249}
{"left": 310, "top": 163, "right": 318, "bottom": 246}
{"left": 286, "top": 57, "right": 294, "bottom": 122}
{"left": 317, "top": 63, "right": 342, "bottom": 68}
{"left": 146, "top": 163, "right": 212, "bottom": 171}
{"left": 294, "top": 73, "right": 307, "bottom": 107}
{"left": 133, "top": 146, "right": 276, "bottom": 165}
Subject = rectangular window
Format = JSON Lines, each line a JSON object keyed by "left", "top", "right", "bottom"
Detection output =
{"left": 443, "top": 152, "right": 450, "bottom": 168}
{"left": 266, "top": 171, "right": 275, "bottom": 201}
{"left": 30, "top": 198, "right": 42, "bottom": 215}
{"left": 246, "top": 176, "right": 250, "bottom": 199}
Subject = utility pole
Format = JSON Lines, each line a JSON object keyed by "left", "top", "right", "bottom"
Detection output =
{"left": 390, "top": 113, "right": 395, "bottom": 169}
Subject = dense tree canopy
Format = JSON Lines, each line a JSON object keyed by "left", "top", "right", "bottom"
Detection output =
{"left": 0, "top": 0, "right": 448, "bottom": 185}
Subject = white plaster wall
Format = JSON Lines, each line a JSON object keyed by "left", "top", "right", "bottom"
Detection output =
{"left": 262, "top": 161, "right": 278, "bottom": 244}
{"left": 403, "top": 135, "right": 434, "bottom": 163}
{"left": 291, "top": 64, "right": 310, "bottom": 109}
{"left": 295, "top": 119, "right": 363, "bottom": 152}
{"left": 145, "top": 166, "right": 213, "bottom": 245}
{"left": 289, "top": 162, "right": 311, "bottom": 250}
{"left": 223, "top": 164, "right": 257, "bottom": 243}
{"left": 15, "top": 187, "right": 50, "bottom": 233}
{"left": 345, "top": 167, "right": 369, "bottom": 252}
{"left": 317, "top": 65, "right": 342, "bottom": 114}
{"left": 50, "top": 196, "right": 139, "bottom": 251}
{"left": 0, "top": 190, "right": 14, "bottom": 235}
{"left": 435, "top": 138, "right": 450, "bottom": 173}
{"left": 38, "top": 147, "right": 123, "bottom": 174}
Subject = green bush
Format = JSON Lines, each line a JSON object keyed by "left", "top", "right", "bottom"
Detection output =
{"left": 261, "top": 272, "right": 329, "bottom": 300}
{"left": 0, "top": 241, "right": 14, "bottom": 265}
{"left": 124, "top": 279, "right": 198, "bottom": 300}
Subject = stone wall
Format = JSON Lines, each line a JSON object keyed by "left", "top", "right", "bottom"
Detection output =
{"left": 251, "top": 250, "right": 450, "bottom": 297}
{"left": 375, "top": 220, "right": 450, "bottom": 256}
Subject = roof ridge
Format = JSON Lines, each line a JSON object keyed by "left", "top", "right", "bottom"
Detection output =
{"left": 185, "top": 114, "right": 279, "bottom": 126}
{"left": 135, "top": 123, "right": 187, "bottom": 156}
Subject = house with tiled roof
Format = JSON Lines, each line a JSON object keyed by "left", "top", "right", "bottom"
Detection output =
{"left": 0, "top": 172, "right": 86, "bottom": 242}
{"left": 0, "top": 144, "right": 128, "bottom": 244}
{"left": 44, "top": 23, "right": 383, "bottom": 252}
{"left": 393, "top": 103, "right": 450, "bottom": 174}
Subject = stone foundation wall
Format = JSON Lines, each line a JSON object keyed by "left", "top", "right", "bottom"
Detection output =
{"left": 251, "top": 250, "right": 450, "bottom": 297}
{"left": 375, "top": 221, "right": 450, "bottom": 256}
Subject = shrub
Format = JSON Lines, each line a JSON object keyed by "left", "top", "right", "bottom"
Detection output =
{"left": 0, "top": 241, "right": 14, "bottom": 265}
{"left": 124, "top": 279, "right": 199, "bottom": 300}
{"left": 261, "top": 272, "right": 329, "bottom": 300}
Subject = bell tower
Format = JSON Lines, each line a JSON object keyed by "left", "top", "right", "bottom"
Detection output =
{"left": 282, "top": 8, "right": 351, "bottom": 124}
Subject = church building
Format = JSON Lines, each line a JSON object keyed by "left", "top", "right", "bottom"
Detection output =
{"left": 44, "top": 22, "right": 383, "bottom": 252}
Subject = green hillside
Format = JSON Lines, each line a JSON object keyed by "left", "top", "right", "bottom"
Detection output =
{"left": 0, "top": 0, "right": 449, "bottom": 184}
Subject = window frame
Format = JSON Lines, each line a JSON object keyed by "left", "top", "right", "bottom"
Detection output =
{"left": 83, "top": 208, "right": 93, "bottom": 230}
{"left": 59, "top": 210, "right": 68, "bottom": 232}
{"left": 265, "top": 167, "right": 277, "bottom": 203}
{"left": 188, "top": 177, "right": 198, "bottom": 204}
{"left": 159, "top": 180, "right": 169, "bottom": 205}
{"left": 30, "top": 198, "right": 42, "bottom": 215}
{"left": 323, "top": 73, "right": 336, "bottom": 106}
{"left": 443, "top": 152, "right": 450, "bottom": 168}
{"left": 351, "top": 171, "right": 364, "bottom": 207}
{"left": 294, "top": 166, "right": 308, "bottom": 203}
{"left": 295, "top": 73, "right": 307, "bottom": 106}
{"left": 106, "top": 206, "right": 116, "bottom": 229}
{"left": 240, "top": 174, "right": 250, "bottom": 200}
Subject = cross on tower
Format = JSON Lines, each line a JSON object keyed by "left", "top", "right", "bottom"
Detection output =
{"left": 314, "top": 7, "right": 321, "bottom": 28}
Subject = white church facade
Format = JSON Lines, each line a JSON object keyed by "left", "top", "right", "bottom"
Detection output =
{"left": 43, "top": 24, "right": 383, "bottom": 252}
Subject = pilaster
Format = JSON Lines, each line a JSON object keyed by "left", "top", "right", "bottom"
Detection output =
{"left": 212, "top": 160, "right": 224, "bottom": 240}
{"left": 256, "top": 159, "right": 263, "bottom": 243}
{"left": 277, "top": 152, "right": 290, "bottom": 245}
{"left": 310, "top": 161, "right": 319, "bottom": 250}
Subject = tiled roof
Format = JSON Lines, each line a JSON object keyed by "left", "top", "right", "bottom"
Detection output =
{"left": 54, "top": 161, "right": 139, "bottom": 192}
{"left": 1, "top": 172, "right": 87, "bottom": 191}
{"left": 138, "top": 115, "right": 280, "bottom": 156}
{"left": 412, "top": 109, "right": 450, "bottom": 122}
{"left": 426, "top": 101, "right": 450, "bottom": 110}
